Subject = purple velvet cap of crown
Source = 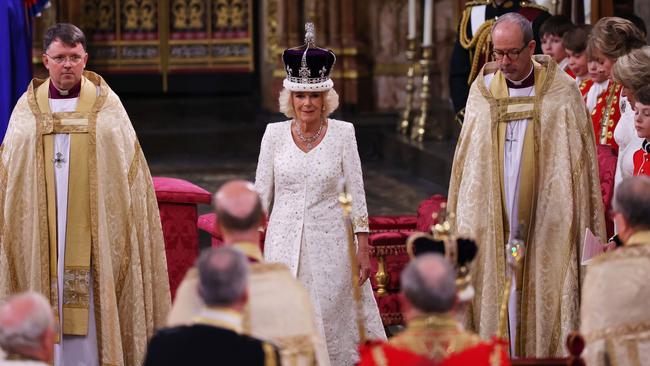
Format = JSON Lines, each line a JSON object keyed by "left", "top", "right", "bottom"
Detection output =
{"left": 282, "top": 46, "right": 336, "bottom": 92}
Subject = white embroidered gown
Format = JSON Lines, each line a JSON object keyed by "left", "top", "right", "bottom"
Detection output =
{"left": 255, "top": 119, "right": 386, "bottom": 366}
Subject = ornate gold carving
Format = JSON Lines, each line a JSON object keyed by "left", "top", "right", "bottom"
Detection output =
{"left": 213, "top": 0, "right": 247, "bottom": 30}
{"left": 84, "top": 0, "right": 116, "bottom": 31}
{"left": 412, "top": 46, "right": 433, "bottom": 141}
{"left": 374, "top": 256, "right": 389, "bottom": 297}
{"left": 230, "top": 0, "right": 245, "bottom": 28}
{"left": 172, "top": 0, "right": 207, "bottom": 30}
{"left": 398, "top": 38, "right": 418, "bottom": 135}
{"left": 370, "top": 244, "right": 407, "bottom": 257}
{"left": 266, "top": 0, "right": 282, "bottom": 60}
{"left": 214, "top": 0, "right": 229, "bottom": 28}
{"left": 123, "top": 0, "right": 157, "bottom": 32}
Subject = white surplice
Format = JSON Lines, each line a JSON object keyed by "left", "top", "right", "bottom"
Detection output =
{"left": 49, "top": 95, "right": 99, "bottom": 366}
{"left": 614, "top": 96, "right": 642, "bottom": 188}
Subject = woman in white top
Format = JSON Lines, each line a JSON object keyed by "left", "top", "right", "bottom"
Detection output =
{"left": 254, "top": 24, "right": 386, "bottom": 366}
{"left": 612, "top": 46, "right": 650, "bottom": 187}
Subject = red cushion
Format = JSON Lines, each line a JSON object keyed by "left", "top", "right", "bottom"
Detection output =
{"left": 369, "top": 216, "right": 417, "bottom": 232}
{"left": 416, "top": 194, "right": 447, "bottom": 232}
{"left": 597, "top": 144, "right": 617, "bottom": 238}
{"left": 153, "top": 177, "right": 212, "bottom": 204}
{"left": 198, "top": 213, "right": 221, "bottom": 238}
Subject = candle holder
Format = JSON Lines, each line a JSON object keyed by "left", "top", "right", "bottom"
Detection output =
{"left": 398, "top": 38, "right": 418, "bottom": 135}
{"left": 411, "top": 45, "right": 434, "bottom": 142}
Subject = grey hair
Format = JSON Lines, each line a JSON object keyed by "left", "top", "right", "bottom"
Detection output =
{"left": 278, "top": 88, "right": 340, "bottom": 119}
{"left": 0, "top": 292, "right": 54, "bottom": 353}
{"left": 612, "top": 46, "right": 650, "bottom": 93}
{"left": 43, "top": 23, "right": 87, "bottom": 52}
{"left": 197, "top": 247, "right": 249, "bottom": 307}
{"left": 401, "top": 254, "right": 457, "bottom": 313}
{"left": 613, "top": 176, "right": 650, "bottom": 231}
{"left": 492, "top": 13, "right": 534, "bottom": 45}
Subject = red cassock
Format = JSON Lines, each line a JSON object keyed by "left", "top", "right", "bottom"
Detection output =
{"left": 633, "top": 145, "right": 650, "bottom": 176}
{"left": 358, "top": 338, "right": 510, "bottom": 366}
{"left": 590, "top": 81, "right": 622, "bottom": 152}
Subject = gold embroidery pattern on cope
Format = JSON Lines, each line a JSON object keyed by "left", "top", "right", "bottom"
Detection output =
{"left": 449, "top": 55, "right": 604, "bottom": 356}
{"left": 63, "top": 268, "right": 91, "bottom": 307}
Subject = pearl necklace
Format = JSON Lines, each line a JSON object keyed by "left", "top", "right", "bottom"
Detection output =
{"left": 294, "top": 118, "right": 325, "bottom": 150}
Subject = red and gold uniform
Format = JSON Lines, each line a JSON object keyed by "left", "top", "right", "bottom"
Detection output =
{"left": 564, "top": 66, "right": 575, "bottom": 79}
{"left": 633, "top": 140, "right": 650, "bottom": 176}
{"left": 591, "top": 81, "right": 622, "bottom": 151}
{"left": 578, "top": 78, "right": 593, "bottom": 98}
{"left": 358, "top": 314, "right": 509, "bottom": 366}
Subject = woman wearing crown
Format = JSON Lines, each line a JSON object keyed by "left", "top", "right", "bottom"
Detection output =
{"left": 254, "top": 24, "right": 386, "bottom": 366}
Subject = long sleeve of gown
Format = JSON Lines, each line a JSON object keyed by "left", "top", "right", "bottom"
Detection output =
{"left": 341, "top": 123, "right": 369, "bottom": 233}
{"left": 255, "top": 124, "right": 275, "bottom": 213}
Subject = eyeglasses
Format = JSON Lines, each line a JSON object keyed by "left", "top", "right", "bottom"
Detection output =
{"left": 492, "top": 44, "right": 528, "bottom": 61}
{"left": 44, "top": 53, "right": 85, "bottom": 65}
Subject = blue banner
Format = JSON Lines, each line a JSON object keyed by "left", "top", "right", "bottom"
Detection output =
{"left": 0, "top": 0, "right": 32, "bottom": 143}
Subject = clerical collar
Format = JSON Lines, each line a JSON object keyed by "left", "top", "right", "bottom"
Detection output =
{"left": 505, "top": 65, "right": 534, "bottom": 89}
{"left": 49, "top": 80, "right": 81, "bottom": 99}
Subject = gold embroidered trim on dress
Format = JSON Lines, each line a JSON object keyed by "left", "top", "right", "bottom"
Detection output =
{"left": 352, "top": 215, "right": 369, "bottom": 232}
{"left": 63, "top": 267, "right": 91, "bottom": 307}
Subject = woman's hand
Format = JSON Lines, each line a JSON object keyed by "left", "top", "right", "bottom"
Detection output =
{"left": 356, "top": 233, "right": 371, "bottom": 286}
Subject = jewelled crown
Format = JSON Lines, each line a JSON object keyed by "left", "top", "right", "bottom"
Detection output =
{"left": 282, "top": 22, "right": 336, "bottom": 92}
{"left": 406, "top": 203, "right": 478, "bottom": 301}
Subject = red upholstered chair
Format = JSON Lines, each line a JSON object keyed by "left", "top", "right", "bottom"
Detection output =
{"left": 368, "top": 195, "right": 448, "bottom": 326}
{"left": 597, "top": 144, "right": 617, "bottom": 238}
{"left": 197, "top": 213, "right": 224, "bottom": 247}
{"left": 415, "top": 194, "right": 448, "bottom": 233}
{"left": 153, "top": 177, "right": 211, "bottom": 299}
{"left": 368, "top": 216, "right": 417, "bottom": 326}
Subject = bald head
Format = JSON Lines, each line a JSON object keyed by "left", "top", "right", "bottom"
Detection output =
{"left": 401, "top": 254, "right": 457, "bottom": 313}
{"left": 613, "top": 176, "right": 650, "bottom": 231}
{"left": 214, "top": 180, "right": 263, "bottom": 232}
{"left": 0, "top": 292, "right": 55, "bottom": 361}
